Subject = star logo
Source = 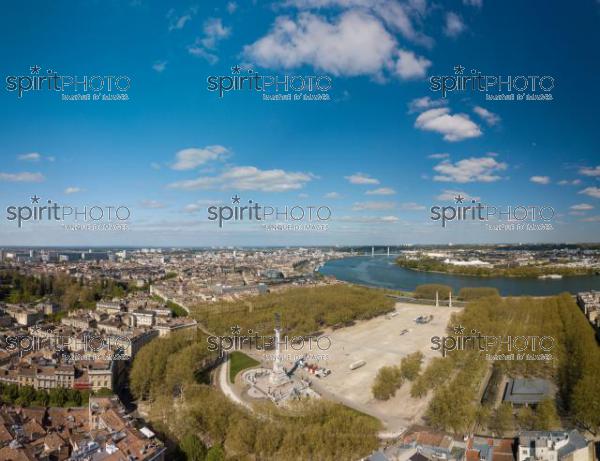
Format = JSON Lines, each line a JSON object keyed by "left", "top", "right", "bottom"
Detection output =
{"left": 454, "top": 64, "right": 465, "bottom": 75}
{"left": 453, "top": 325, "right": 465, "bottom": 335}
{"left": 31, "top": 195, "right": 40, "bottom": 204}
{"left": 230, "top": 325, "right": 241, "bottom": 335}
{"left": 30, "top": 65, "right": 41, "bottom": 75}
{"left": 231, "top": 65, "right": 241, "bottom": 74}
{"left": 454, "top": 194, "right": 465, "bottom": 204}
{"left": 231, "top": 194, "right": 241, "bottom": 204}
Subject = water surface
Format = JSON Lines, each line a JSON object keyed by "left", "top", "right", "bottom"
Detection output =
{"left": 319, "top": 256, "right": 600, "bottom": 296}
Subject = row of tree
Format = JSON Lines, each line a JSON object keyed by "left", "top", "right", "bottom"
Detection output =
{"left": 194, "top": 284, "right": 396, "bottom": 337}
{"left": 372, "top": 352, "right": 424, "bottom": 400}
{"left": 0, "top": 382, "right": 98, "bottom": 408}
{"left": 411, "top": 293, "right": 600, "bottom": 434}
{"left": 413, "top": 284, "right": 499, "bottom": 301}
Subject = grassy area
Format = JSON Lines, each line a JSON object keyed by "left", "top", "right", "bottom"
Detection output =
{"left": 228, "top": 351, "right": 259, "bottom": 382}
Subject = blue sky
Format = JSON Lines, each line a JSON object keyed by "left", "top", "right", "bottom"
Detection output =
{"left": 0, "top": 0, "right": 599, "bottom": 246}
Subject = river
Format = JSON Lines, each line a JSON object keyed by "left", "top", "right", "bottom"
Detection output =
{"left": 318, "top": 256, "right": 600, "bottom": 296}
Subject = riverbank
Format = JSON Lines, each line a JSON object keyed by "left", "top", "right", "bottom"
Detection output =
{"left": 395, "top": 257, "right": 597, "bottom": 278}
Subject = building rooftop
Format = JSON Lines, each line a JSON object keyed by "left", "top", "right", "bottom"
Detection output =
{"left": 503, "top": 378, "right": 553, "bottom": 405}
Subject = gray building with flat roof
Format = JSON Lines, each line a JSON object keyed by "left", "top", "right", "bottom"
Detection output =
{"left": 503, "top": 378, "right": 554, "bottom": 407}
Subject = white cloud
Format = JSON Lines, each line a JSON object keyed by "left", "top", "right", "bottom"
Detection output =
{"left": 443, "top": 12, "right": 465, "bottom": 37}
{"left": 530, "top": 176, "right": 550, "bottom": 185}
{"left": 168, "top": 166, "right": 315, "bottom": 192}
{"left": 570, "top": 203, "right": 594, "bottom": 211}
{"left": 244, "top": 11, "right": 394, "bottom": 76}
{"left": 201, "top": 18, "right": 231, "bottom": 48}
{"left": 324, "top": 192, "right": 342, "bottom": 199}
{"left": 433, "top": 156, "right": 507, "bottom": 183}
{"left": 244, "top": 11, "right": 429, "bottom": 80}
{"left": 428, "top": 153, "right": 450, "bottom": 159}
{"left": 580, "top": 215, "right": 600, "bottom": 222}
{"left": 64, "top": 187, "right": 82, "bottom": 194}
{"left": 188, "top": 18, "right": 231, "bottom": 64}
{"left": 463, "top": 0, "right": 482, "bottom": 6}
{"left": 337, "top": 214, "right": 400, "bottom": 223}
{"left": 400, "top": 202, "right": 425, "bottom": 210}
{"left": 17, "top": 152, "right": 54, "bottom": 162}
{"left": 394, "top": 49, "right": 431, "bottom": 79}
{"left": 17, "top": 152, "right": 41, "bottom": 162}
{"left": 436, "top": 190, "right": 480, "bottom": 201}
{"left": 187, "top": 47, "right": 218, "bottom": 64}
{"left": 579, "top": 165, "right": 600, "bottom": 177}
{"left": 473, "top": 106, "right": 500, "bottom": 126}
{"left": 408, "top": 96, "right": 447, "bottom": 113}
{"left": 184, "top": 200, "right": 218, "bottom": 213}
{"left": 184, "top": 203, "right": 203, "bottom": 213}
{"left": 415, "top": 108, "right": 482, "bottom": 142}
{"left": 227, "top": 1, "right": 237, "bottom": 13}
{"left": 171, "top": 146, "right": 229, "bottom": 170}
{"left": 140, "top": 200, "right": 167, "bottom": 209}
{"left": 352, "top": 201, "right": 395, "bottom": 211}
{"left": 171, "top": 15, "right": 192, "bottom": 31}
{"left": 281, "top": 0, "right": 431, "bottom": 45}
{"left": 345, "top": 172, "right": 380, "bottom": 185}
{"left": 152, "top": 61, "right": 167, "bottom": 73}
{"left": 0, "top": 172, "right": 44, "bottom": 182}
{"left": 579, "top": 187, "right": 600, "bottom": 199}
{"left": 167, "top": 8, "right": 194, "bottom": 31}
{"left": 557, "top": 179, "right": 581, "bottom": 186}
{"left": 366, "top": 187, "right": 396, "bottom": 195}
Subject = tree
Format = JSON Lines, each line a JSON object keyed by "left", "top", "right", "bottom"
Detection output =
{"left": 372, "top": 366, "right": 403, "bottom": 400}
{"left": 410, "top": 377, "right": 429, "bottom": 398}
{"left": 225, "top": 417, "right": 256, "bottom": 456}
{"left": 206, "top": 445, "right": 225, "bottom": 461}
{"left": 475, "top": 406, "right": 491, "bottom": 428}
{"left": 17, "top": 385, "right": 36, "bottom": 407}
{"left": 572, "top": 370, "right": 600, "bottom": 433}
{"left": 517, "top": 406, "right": 536, "bottom": 430}
{"left": 180, "top": 433, "right": 207, "bottom": 461}
{"left": 535, "top": 399, "right": 560, "bottom": 430}
{"left": 414, "top": 284, "right": 452, "bottom": 300}
{"left": 458, "top": 287, "right": 499, "bottom": 300}
{"left": 400, "top": 352, "right": 424, "bottom": 381}
{"left": 3, "top": 384, "right": 19, "bottom": 403}
{"left": 492, "top": 404, "right": 513, "bottom": 436}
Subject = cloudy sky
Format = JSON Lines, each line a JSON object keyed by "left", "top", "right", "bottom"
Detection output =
{"left": 0, "top": 0, "right": 599, "bottom": 246}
